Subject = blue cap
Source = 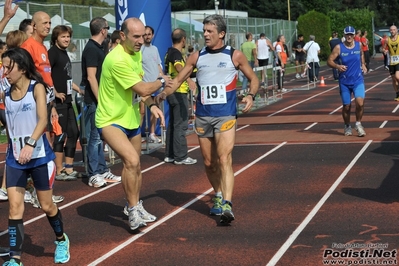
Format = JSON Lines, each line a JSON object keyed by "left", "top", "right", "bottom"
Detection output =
{"left": 344, "top": 26, "right": 355, "bottom": 35}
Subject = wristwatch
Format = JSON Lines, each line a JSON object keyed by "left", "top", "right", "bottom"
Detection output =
{"left": 158, "top": 77, "right": 165, "bottom": 87}
{"left": 25, "top": 137, "right": 37, "bottom": 148}
{"left": 247, "top": 93, "right": 256, "bottom": 101}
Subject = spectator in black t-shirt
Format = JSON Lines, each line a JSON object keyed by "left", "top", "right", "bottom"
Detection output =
{"left": 292, "top": 34, "right": 306, "bottom": 79}
{"left": 48, "top": 25, "right": 83, "bottom": 181}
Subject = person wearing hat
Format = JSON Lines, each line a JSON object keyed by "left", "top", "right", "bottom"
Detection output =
{"left": 327, "top": 26, "right": 367, "bottom": 137}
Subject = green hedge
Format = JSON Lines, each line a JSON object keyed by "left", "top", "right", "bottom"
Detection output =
{"left": 297, "top": 9, "right": 375, "bottom": 60}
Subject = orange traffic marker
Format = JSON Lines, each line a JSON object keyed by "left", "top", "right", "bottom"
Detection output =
{"left": 320, "top": 76, "right": 326, "bottom": 87}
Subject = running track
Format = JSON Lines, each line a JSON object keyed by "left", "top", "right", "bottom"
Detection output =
{"left": 1, "top": 56, "right": 399, "bottom": 266}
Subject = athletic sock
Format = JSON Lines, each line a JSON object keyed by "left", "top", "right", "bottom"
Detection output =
{"left": 9, "top": 219, "right": 24, "bottom": 258}
{"left": 47, "top": 209, "right": 64, "bottom": 239}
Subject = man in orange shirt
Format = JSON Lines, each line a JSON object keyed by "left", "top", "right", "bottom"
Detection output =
{"left": 21, "top": 11, "right": 61, "bottom": 129}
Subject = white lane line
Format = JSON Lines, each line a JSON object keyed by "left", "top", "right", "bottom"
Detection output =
{"left": 304, "top": 122, "right": 318, "bottom": 131}
{"left": 88, "top": 142, "right": 287, "bottom": 266}
{"left": 392, "top": 105, "right": 399, "bottom": 114}
{"left": 379, "top": 121, "right": 388, "bottom": 128}
{"left": 329, "top": 78, "right": 389, "bottom": 115}
{"left": 267, "top": 86, "right": 338, "bottom": 117}
{"left": 266, "top": 140, "right": 372, "bottom": 266}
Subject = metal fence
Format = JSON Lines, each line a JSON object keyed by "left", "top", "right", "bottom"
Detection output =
{"left": 1, "top": 2, "right": 296, "bottom": 59}
{"left": 172, "top": 11, "right": 297, "bottom": 58}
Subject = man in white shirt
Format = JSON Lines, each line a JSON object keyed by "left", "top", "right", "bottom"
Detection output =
{"left": 303, "top": 35, "right": 321, "bottom": 82}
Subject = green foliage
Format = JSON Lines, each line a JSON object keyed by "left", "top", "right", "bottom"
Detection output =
{"left": 328, "top": 9, "right": 374, "bottom": 50}
{"left": 297, "top": 11, "right": 331, "bottom": 60}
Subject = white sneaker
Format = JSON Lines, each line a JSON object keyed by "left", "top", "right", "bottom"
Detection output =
{"left": 164, "top": 157, "right": 174, "bottom": 163}
{"left": 24, "top": 191, "right": 32, "bottom": 203}
{"left": 88, "top": 174, "right": 107, "bottom": 188}
{"left": 148, "top": 133, "right": 161, "bottom": 143}
{"left": 174, "top": 157, "right": 197, "bottom": 165}
{"left": 0, "top": 188, "right": 7, "bottom": 201}
{"left": 101, "top": 170, "right": 121, "bottom": 183}
{"left": 123, "top": 200, "right": 157, "bottom": 222}
{"left": 355, "top": 124, "right": 366, "bottom": 137}
{"left": 295, "top": 73, "right": 300, "bottom": 79}
{"left": 281, "top": 88, "right": 288, "bottom": 92}
{"left": 128, "top": 206, "right": 147, "bottom": 230}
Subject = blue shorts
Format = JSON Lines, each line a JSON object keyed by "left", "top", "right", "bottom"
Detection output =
{"left": 6, "top": 161, "right": 56, "bottom": 191}
{"left": 339, "top": 82, "right": 365, "bottom": 105}
{"left": 98, "top": 124, "right": 141, "bottom": 139}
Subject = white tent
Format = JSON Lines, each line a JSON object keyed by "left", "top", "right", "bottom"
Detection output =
{"left": 103, "top": 13, "right": 115, "bottom": 24}
{"left": 51, "top": 14, "right": 72, "bottom": 30}
{"left": 0, "top": 2, "right": 31, "bottom": 35}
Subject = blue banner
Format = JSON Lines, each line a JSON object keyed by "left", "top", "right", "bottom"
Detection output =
{"left": 115, "top": 0, "right": 171, "bottom": 136}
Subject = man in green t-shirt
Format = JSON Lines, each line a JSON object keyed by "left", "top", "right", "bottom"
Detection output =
{"left": 240, "top": 32, "right": 258, "bottom": 93}
{"left": 95, "top": 17, "right": 171, "bottom": 231}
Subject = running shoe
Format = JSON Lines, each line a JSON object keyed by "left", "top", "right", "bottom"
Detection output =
{"left": 55, "top": 172, "right": 77, "bottom": 181}
{"left": 220, "top": 200, "right": 235, "bottom": 224}
{"left": 395, "top": 93, "right": 399, "bottom": 101}
{"left": 52, "top": 195, "right": 65, "bottom": 203}
{"left": 174, "top": 157, "right": 197, "bottom": 165}
{"left": 344, "top": 125, "right": 352, "bottom": 136}
{"left": 127, "top": 206, "right": 147, "bottom": 230}
{"left": 295, "top": 73, "right": 300, "bottom": 79}
{"left": 24, "top": 191, "right": 31, "bottom": 203}
{"left": 123, "top": 201, "right": 157, "bottom": 223}
{"left": 88, "top": 174, "right": 107, "bottom": 188}
{"left": 164, "top": 157, "right": 174, "bottom": 163}
{"left": 148, "top": 133, "right": 161, "bottom": 143}
{"left": 101, "top": 170, "right": 121, "bottom": 183}
{"left": 210, "top": 196, "right": 223, "bottom": 216}
{"left": 137, "top": 200, "right": 156, "bottom": 222}
{"left": 2, "top": 259, "right": 23, "bottom": 266}
{"left": 355, "top": 124, "right": 366, "bottom": 137}
{"left": 0, "top": 188, "right": 8, "bottom": 201}
{"left": 54, "top": 233, "right": 70, "bottom": 264}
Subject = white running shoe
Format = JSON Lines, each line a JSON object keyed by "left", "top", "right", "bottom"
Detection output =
{"left": 174, "top": 157, "right": 197, "bottom": 165}
{"left": 101, "top": 170, "right": 121, "bottom": 183}
{"left": 295, "top": 73, "right": 300, "bottom": 79}
{"left": 344, "top": 125, "right": 353, "bottom": 136}
{"left": 123, "top": 200, "right": 156, "bottom": 223}
{"left": 148, "top": 133, "right": 161, "bottom": 143}
{"left": 0, "top": 188, "right": 7, "bottom": 201}
{"left": 88, "top": 174, "right": 107, "bottom": 188}
{"left": 24, "top": 191, "right": 32, "bottom": 203}
{"left": 128, "top": 206, "right": 147, "bottom": 230}
{"left": 355, "top": 124, "right": 366, "bottom": 137}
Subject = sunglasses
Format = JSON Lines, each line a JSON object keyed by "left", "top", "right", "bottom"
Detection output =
{"left": 103, "top": 26, "right": 110, "bottom": 30}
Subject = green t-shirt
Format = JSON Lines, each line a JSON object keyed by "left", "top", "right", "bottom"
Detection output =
{"left": 241, "top": 41, "right": 256, "bottom": 61}
{"left": 96, "top": 44, "right": 143, "bottom": 129}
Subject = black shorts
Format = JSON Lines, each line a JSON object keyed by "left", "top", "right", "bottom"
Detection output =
{"left": 258, "top": 59, "right": 269, "bottom": 67}
{"left": 389, "top": 64, "right": 399, "bottom": 76}
{"left": 295, "top": 53, "right": 306, "bottom": 63}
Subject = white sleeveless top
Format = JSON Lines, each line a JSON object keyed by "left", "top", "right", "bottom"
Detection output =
{"left": 257, "top": 39, "right": 269, "bottom": 60}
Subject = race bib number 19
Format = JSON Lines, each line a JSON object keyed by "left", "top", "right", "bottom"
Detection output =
{"left": 12, "top": 135, "right": 45, "bottom": 160}
{"left": 200, "top": 84, "right": 227, "bottom": 105}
